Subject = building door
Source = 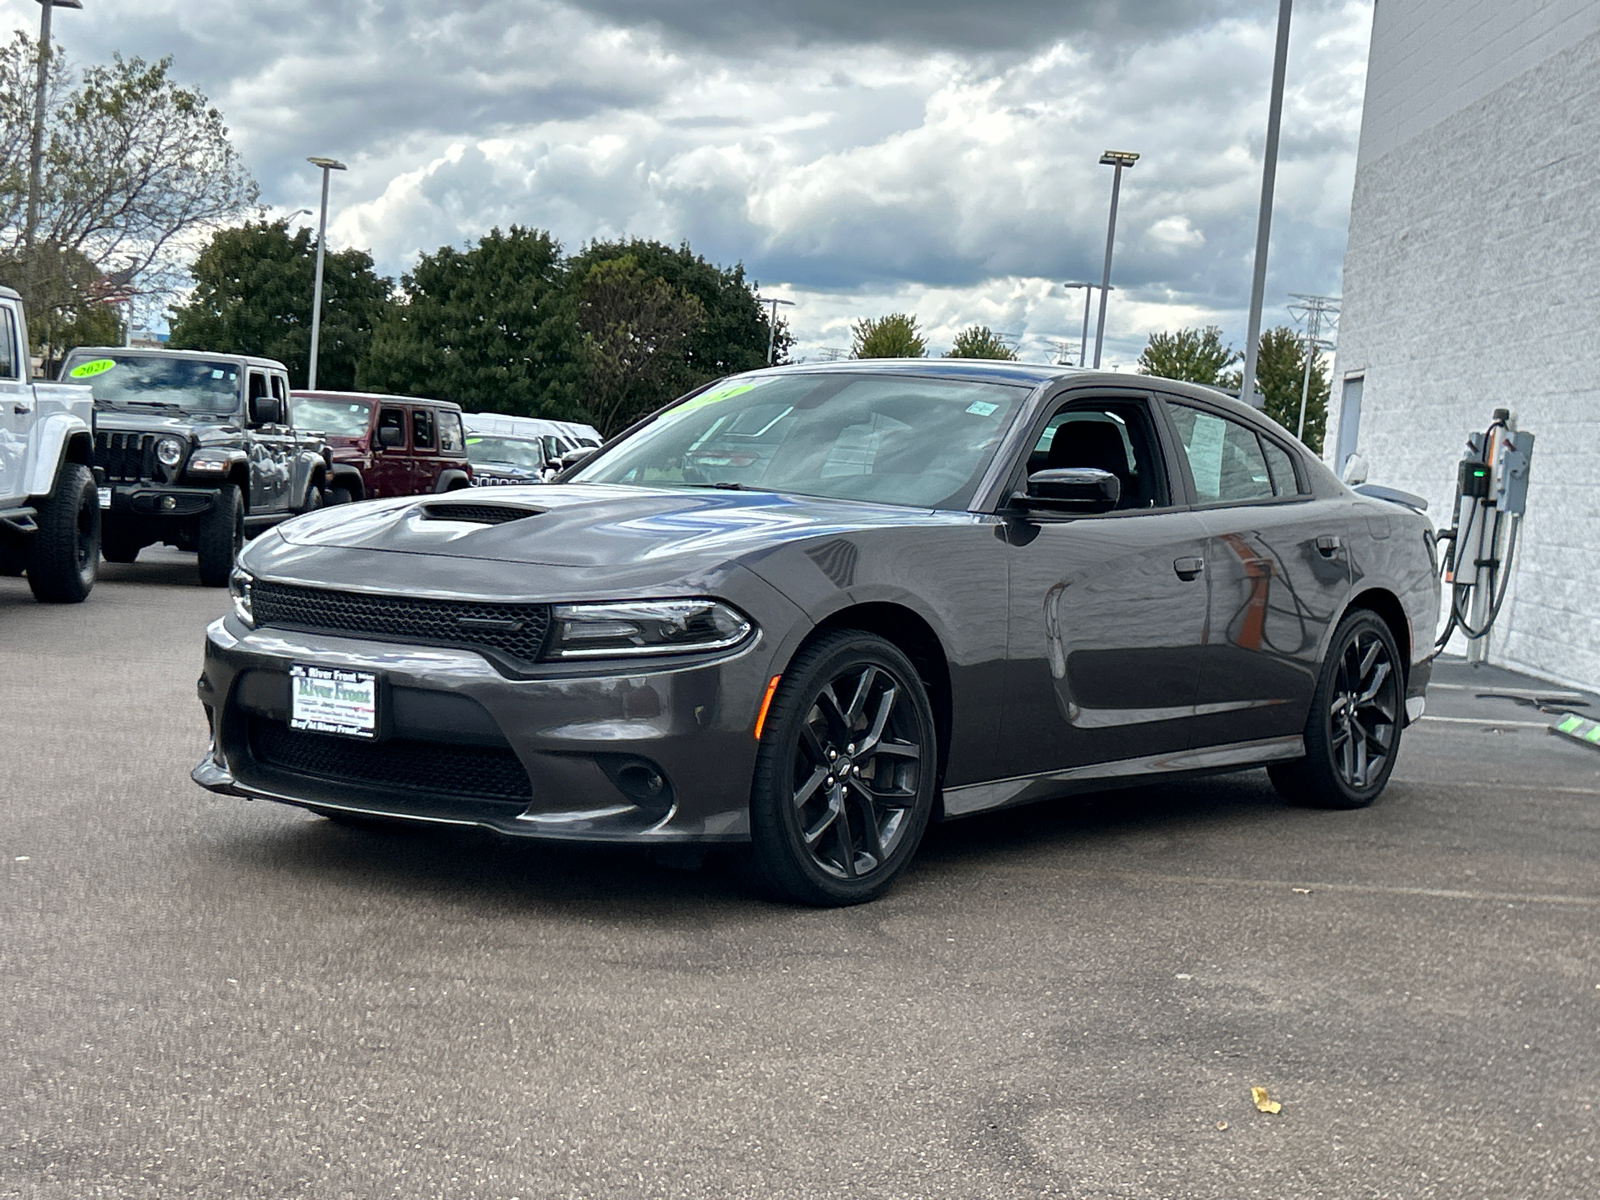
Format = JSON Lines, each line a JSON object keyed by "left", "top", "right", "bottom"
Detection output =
{"left": 1335, "top": 375, "right": 1363, "bottom": 476}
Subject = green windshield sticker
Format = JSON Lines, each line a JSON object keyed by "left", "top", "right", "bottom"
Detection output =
{"left": 466, "top": 437, "right": 483, "bottom": 445}
{"left": 965, "top": 400, "right": 999, "bottom": 417}
{"left": 1558, "top": 715, "right": 1584, "bottom": 733}
{"left": 68, "top": 358, "right": 117, "bottom": 379}
{"left": 675, "top": 382, "right": 757, "bottom": 416}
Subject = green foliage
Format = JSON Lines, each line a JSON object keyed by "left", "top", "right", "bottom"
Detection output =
{"left": 0, "top": 34, "right": 258, "bottom": 310}
{"left": 358, "top": 227, "right": 585, "bottom": 419}
{"left": 168, "top": 221, "right": 391, "bottom": 390}
{"left": 945, "top": 325, "right": 1017, "bottom": 360}
{"left": 575, "top": 255, "right": 707, "bottom": 436}
{"left": 0, "top": 243, "right": 121, "bottom": 373}
{"left": 1253, "top": 325, "right": 1329, "bottom": 453}
{"left": 1137, "top": 325, "right": 1240, "bottom": 387}
{"left": 851, "top": 313, "right": 927, "bottom": 359}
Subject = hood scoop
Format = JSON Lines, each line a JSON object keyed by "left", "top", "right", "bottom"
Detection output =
{"left": 419, "top": 501, "right": 543, "bottom": 526}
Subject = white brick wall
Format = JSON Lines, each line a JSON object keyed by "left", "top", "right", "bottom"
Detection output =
{"left": 1335, "top": 14, "right": 1600, "bottom": 691}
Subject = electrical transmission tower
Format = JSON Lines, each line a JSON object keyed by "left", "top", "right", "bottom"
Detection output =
{"left": 1287, "top": 293, "right": 1340, "bottom": 441}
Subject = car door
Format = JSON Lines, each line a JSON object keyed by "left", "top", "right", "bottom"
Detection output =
{"left": 245, "top": 370, "right": 287, "bottom": 511}
{"left": 409, "top": 405, "right": 438, "bottom": 493}
{"left": 270, "top": 373, "right": 307, "bottom": 508}
{"left": 1158, "top": 396, "right": 1349, "bottom": 749}
{"left": 0, "top": 304, "right": 28, "bottom": 504}
{"left": 371, "top": 404, "right": 410, "bottom": 498}
{"left": 1000, "top": 391, "right": 1213, "bottom": 775}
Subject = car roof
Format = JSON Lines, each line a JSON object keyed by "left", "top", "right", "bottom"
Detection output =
{"left": 0, "top": 285, "right": 19, "bottom": 302}
{"left": 68, "top": 345, "right": 290, "bottom": 372}
{"left": 292, "top": 389, "right": 463, "bottom": 412}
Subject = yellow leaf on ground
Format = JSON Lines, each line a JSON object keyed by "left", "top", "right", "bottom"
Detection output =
{"left": 1251, "top": 1087, "right": 1282, "bottom": 1114}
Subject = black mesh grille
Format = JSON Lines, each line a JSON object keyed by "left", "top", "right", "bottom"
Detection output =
{"left": 251, "top": 580, "right": 551, "bottom": 668}
{"left": 94, "top": 431, "right": 156, "bottom": 483}
{"left": 421, "top": 503, "right": 539, "bottom": 525}
{"left": 250, "top": 719, "right": 533, "bottom": 803}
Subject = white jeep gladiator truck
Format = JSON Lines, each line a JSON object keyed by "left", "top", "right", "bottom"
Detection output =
{"left": 0, "top": 285, "right": 99, "bottom": 602}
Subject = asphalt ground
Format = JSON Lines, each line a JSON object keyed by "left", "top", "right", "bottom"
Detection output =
{"left": 3, "top": 547, "right": 1598, "bottom": 1199}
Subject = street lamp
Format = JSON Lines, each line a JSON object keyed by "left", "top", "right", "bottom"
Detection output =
{"left": 23, "top": 0, "right": 82, "bottom": 309}
{"left": 762, "top": 297, "right": 796, "bottom": 365}
{"left": 1093, "top": 151, "right": 1139, "bottom": 369}
{"left": 1239, "top": 0, "right": 1295, "bottom": 409}
{"left": 1063, "top": 281, "right": 1112, "bottom": 367}
{"left": 305, "top": 156, "right": 347, "bottom": 391}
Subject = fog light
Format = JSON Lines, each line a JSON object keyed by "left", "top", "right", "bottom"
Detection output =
{"left": 596, "top": 755, "right": 675, "bottom": 818}
{"left": 161, "top": 495, "right": 177, "bottom": 511}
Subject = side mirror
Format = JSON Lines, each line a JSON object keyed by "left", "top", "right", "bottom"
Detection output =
{"left": 249, "top": 395, "right": 282, "bottom": 426}
{"left": 1016, "top": 467, "right": 1120, "bottom": 512}
{"left": 554, "top": 445, "right": 598, "bottom": 472}
{"left": 378, "top": 426, "right": 405, "bottom": 449}
{"left": 1341, "top": 453, "right": 1369, "bottom": 486}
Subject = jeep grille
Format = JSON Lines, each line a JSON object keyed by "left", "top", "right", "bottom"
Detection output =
{"left": 94, "top": 431, "right": 157, "bottom": 483}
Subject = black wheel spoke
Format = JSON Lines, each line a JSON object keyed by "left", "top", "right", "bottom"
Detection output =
{"left": 856, "top": 685, "right": 898, "bottom": 755}
{"left": 833, "top": 793, "right": 857, "bottom": 878}
{"left": 816, "top": 687, "right": 851, "bottom": 739}
{"left": 794, "top": 764, "right": 828, "bottom": 809}
{"left": 872, "top": 739, "right": 919, "bottom": 760}
{"left": 844, "top": 667, "right": 879, "bottom": 724}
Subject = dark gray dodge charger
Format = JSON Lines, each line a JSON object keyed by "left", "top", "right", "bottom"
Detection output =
{"left": 194, "top": 360, "right": 1439, "bottom": 905}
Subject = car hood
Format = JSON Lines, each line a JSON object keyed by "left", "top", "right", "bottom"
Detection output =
{"left": 273, "top": 484, "right": 961, "bottom": 571}
{"left": 93, "top": 409, "right": 239, "bottom": 440}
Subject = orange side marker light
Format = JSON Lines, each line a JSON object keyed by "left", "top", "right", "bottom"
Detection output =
{"left": 753, "top": 675, "right": 782, "bottom": 740}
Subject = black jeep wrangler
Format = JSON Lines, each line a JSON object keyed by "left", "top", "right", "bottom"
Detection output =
{"left": 58, "top": 348, "right": 330, "bottom": 586}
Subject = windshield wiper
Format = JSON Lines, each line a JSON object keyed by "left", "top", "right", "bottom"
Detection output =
{"left": 95, "top": 398, "right": 183, "bottom": 412}
{"left": 683, "top": 480, "right": 754, "bottom": 491}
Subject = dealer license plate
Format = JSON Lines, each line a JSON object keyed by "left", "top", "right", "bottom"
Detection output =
{"left": 98, "top": 487, "right": 111, "bottom": 509}
{"left": 289, "top": 664, "right": 378, "bottom": 739}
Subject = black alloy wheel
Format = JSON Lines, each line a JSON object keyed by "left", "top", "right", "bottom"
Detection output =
{"left": 1269, "top": 610, "right": 1403, "bottom": 809}
{"left": 27, "top": 461, "right": 100, "bottom": 603}
{"left": 751, "top": 630, "right": 937, "bottom": 906}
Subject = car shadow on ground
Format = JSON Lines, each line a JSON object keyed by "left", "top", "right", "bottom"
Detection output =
{"left": 207, "top": 769, "right": 1287, "bottom": 921}
{"left": 98, "top": 552, "right": 206, "bottom": 589}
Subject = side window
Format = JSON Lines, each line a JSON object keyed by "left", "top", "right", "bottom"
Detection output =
{"left": 1166, "top": 403, "right": 1274, "bottom": 504}
{"left": 437, "top": 412, "right": 463, "bottom": 453}
{"left": 1027, "top": 399, "right": 1170, "bottom": 511}
{"left": 411, "top": 407, "right": 435, "bottom": 450}
{"left": 248, "top": 372, "right": 269, "bottom": 402}
{"left": 377, "top": 406, "right": 406, "bottom": 448}
{"left": 1261, "top": 437, "right": 1304, "bottom": 497}
{"left": 0, "top": 307, "right": 18, "bottom": 380}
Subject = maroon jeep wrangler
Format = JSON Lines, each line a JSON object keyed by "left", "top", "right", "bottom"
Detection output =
{"left": 289, "top": 391, "right": 472, "bottom": 503}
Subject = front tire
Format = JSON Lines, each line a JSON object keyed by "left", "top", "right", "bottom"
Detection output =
{"left": 1269, "top": 610, "right": 1404, "bottom": 809}
{"left": 299, "top": 482, "right": 324, "bottom": 515}
{"left": 197, "top": 484, "right": 243, "bottom": 588}
{"left": 27, "top": 462, "right": 100, "bottom": 603}
{"left": 328, "top": 485, "right": 354, "bottom": 507}
{"left": 750, "top": 631, "right": 938, "bottom": 906}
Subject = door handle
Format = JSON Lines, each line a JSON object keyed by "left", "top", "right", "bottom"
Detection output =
{"left": 1316, "top": 535, "right": 1342, "bottom": 557}
{"left": 12, "top": 403, "right": 31, "bottom": 415}
{"left": 1173, "top": 556, "right": 1205, "bottom": 581}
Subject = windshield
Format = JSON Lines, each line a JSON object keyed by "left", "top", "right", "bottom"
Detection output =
{"left": 64, "top": 353, "right": 242, "bottom": 414}
{"left": 573, "top": 372, "right": 1026, "bottom": 510}
{"left": 466, "top": 435, "right": 544, "bottom": 470}
{"left": 291, "top": 396, "right": 373, "bottom": 437}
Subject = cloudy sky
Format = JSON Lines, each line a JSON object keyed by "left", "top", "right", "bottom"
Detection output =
{"left": 3, "top": 0, "right": 1374, "bottom": 365}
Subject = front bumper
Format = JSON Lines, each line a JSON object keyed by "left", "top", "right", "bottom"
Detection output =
{"left": 192, "top": 615, "right": 776, "bottom": 843}
{"left": 104, "top": 483, "right": 220, "bottom": 520}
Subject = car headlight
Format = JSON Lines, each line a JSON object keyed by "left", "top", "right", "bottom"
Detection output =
{"left": 546, "top": 599, "right": 752, "bottom": 659}
{"left": 229, "top": 567, "right": 254, "bottom": 626}
{"left": 155, "top": 436, "right": 186, "bottom": 468}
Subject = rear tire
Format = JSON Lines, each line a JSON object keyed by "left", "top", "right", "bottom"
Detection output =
{"left": 1269, "top": 610, "right": 1404, "bottom": 809}
{"left": 749, "top": 630, "right": 937, "bottom": 906}
{"left": 27, "top": 462, "right": 99, "bottom": 603}
{"left": 328, "top": 486, "right": 354, "bottom": 506}
{"left": 299, "top": 482, "right": 324, "bottom": 515}
{"left": 197, "top": 484, "right": 243, "bottom": 588}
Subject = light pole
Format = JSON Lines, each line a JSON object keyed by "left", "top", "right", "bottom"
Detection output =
{"left": 1239, "top": 0, "right": 1295, "bottom": 409}
{"left": 23, "top": 0, "right": 82, "bottom": 310}
{"left": 305, "top": 156, "right": 347, "bottom": 392}
{"left": 1093, "top": 151, "right": 1138, "bottom": 369}
{"left": 763, "top": 297, "right": 796, "bottom": 365}
{"left": 1063, "top": 281, "right": 1112, "bottom": 367}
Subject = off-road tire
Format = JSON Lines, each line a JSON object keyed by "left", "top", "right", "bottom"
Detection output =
{"left": 750, "top": 630, "right": 938, "bottom": 907}
{"left": 27, "top": 461, "right": 99, "bottom": 603}
{"left": 197, "top": 484, "right": 243, "bottom": 588}
{"left": 1268, "top": 610, "right": 1405, "bottom": 810}
{"left": 328, "top": 485, "right": 354, "bottom": 506}
{"left": 299, "top": 483, "right": 324, "bottom": 515}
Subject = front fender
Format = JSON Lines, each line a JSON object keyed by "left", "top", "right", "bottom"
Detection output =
{"left": 23, "top": 412, "right": 92, "bottom": 500}
{"left": 434, "top": 468, "right": 472, "bottom": 493}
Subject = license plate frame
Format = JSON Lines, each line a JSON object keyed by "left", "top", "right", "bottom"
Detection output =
{"left": 289, "top": 663, "right": 379, "bottom": 740}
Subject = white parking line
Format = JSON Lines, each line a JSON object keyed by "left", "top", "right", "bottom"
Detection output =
{"left": 1418, "top": 715, "right": 1550, "bottom": 729}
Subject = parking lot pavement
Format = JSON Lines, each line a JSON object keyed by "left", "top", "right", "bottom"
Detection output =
{"left": 3, "top": 551, "right": 1598, "bottom": 1199}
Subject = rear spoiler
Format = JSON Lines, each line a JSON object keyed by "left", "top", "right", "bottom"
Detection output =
{"left": 1354, "top": 483, "right": 1428, "bottom": 512}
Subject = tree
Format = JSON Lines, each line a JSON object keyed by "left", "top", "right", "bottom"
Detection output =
{"left": 946, "top": 325, "right": 1017, "bottom": 360}
{"left": 575, "top": 256, "right": 707, "bottom": 436}
{"left": 1253, "top": 325, "right": 1330, "bottom": 452}
{"left": 1137, "top": 325, "right": 1240, "bottom": 386}
{"left": 358, "top": 227, "right": 585, "bottom": 419}
{"left": 851, "top": 313, "right": 926, "bottom": 359}
{"left": 565, "top": 238, "right": 783, "bottom": 396}
{"left": 168, "top": 221, "right": 392, "bottom": 390}
{"left": 0, "top": 244, "right": 122, "bottom": 372}
{"left": 0, "top": 34, "right": 258, "bottom": 314}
